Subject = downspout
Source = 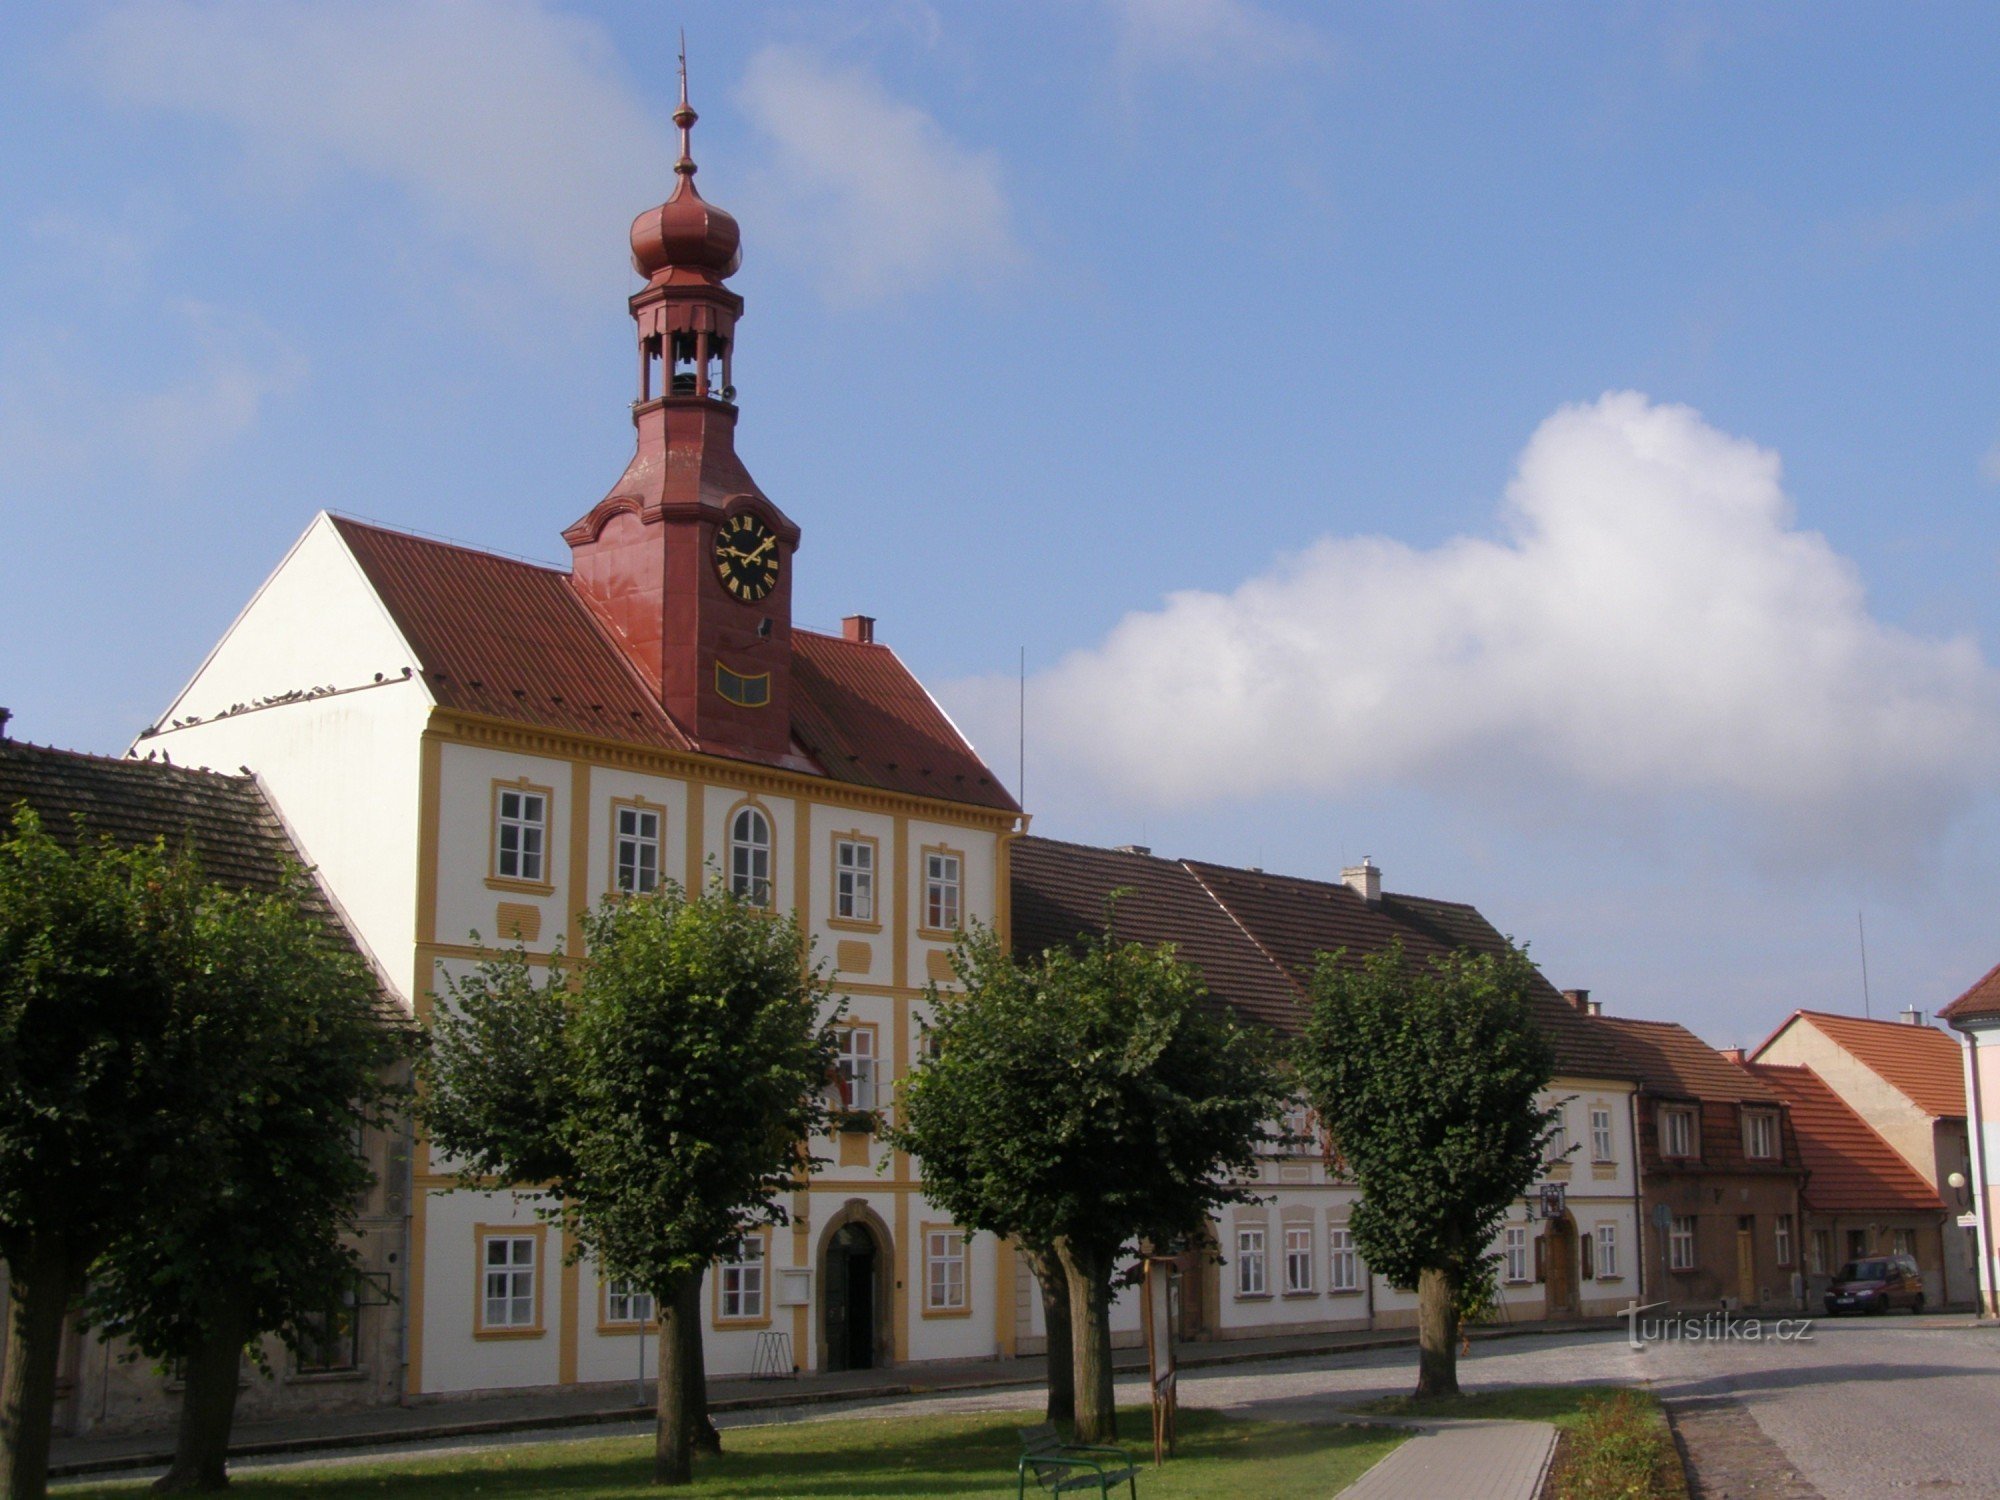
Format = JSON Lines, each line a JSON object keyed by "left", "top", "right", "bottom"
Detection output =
{"left": 396, "top": 1095, "right": 415, "bottom": 1406}
{"left": 1629, "top": 1090, "right": 1645, "bottom": 1302}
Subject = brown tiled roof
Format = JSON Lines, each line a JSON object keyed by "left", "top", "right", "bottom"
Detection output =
{"left": 1597, "top": 1016, "right": 1782, "bottom": 1103}
{"left": 1751, "top": 1064, "right": 1946, "bottom": 1214}
{"left": 1941, "top": 961, "right": 2000, "bottom": 1027}
{"left": 332, "top": 517, "right": 1016, "bottom": 813}
{"left": 1762, "top": 1010, "right": 1965, "bottom": 1120}
{"left": 1009, "top": 837, "right": 1634, "bottom": 1079}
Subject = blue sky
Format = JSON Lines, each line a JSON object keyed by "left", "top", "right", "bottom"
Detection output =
{"left": 6, "top": 1, "right": 2000, "bottom": 1045}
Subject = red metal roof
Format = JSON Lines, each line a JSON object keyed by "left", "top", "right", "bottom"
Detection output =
{"left": 1750, "top": 1063, "right": 1946, "bottom": 1215}
{"left": 1758, "top": 1010, "right": 1965, "bottom": 1120}
{"left": 331, "top": 517, "right": 1015, "bottom": 813}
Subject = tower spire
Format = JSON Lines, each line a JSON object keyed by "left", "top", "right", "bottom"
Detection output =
{"left": 674, "top": 30, "right": 697, "bottom": 179}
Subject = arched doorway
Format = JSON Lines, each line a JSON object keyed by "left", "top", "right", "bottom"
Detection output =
{"left": 1542, "top": 1215, "right": 1579, "bottom": 1318}
{"left": 822, "top": 1217, "right": 887, "bottom": 1371}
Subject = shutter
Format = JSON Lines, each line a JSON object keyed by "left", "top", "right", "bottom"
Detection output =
{"left": 1580, "top": 1231, "right": 1594, "bottom": 1281}
{"left": 1534, "top": 1234, "right": 1546, "bottom": 1284}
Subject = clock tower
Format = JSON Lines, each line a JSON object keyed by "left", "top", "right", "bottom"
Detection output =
{"left": 564, "top": 66, "right": 802, "bottom": 767}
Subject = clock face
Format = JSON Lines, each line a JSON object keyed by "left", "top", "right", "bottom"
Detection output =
{"left": 714, "top": 513, "right": 781, "bottom": 602}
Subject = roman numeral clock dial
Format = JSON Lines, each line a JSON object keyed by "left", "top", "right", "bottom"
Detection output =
{"left": 713, "top": 513, "right": 780, "bottom": 602}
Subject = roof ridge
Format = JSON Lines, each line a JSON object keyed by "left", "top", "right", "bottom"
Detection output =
{"left": 327, "top": 512, "right": 570, "bottom": 576}
{"left": 1, "top": 739, "right": 252, "bottom": 786}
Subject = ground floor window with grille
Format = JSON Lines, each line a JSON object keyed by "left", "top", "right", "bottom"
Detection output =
{"left": 1669, "top": 1215, "right": 1697, "bottom": 1271}
{"left": 1595, "top": 1224, "right": 1618, "bottom": 1279}
{"left": 1504, "top": 1225, "right": 1528, "bottom": 1283}
{"left": 1236, "top": 1227, "right": 1267, "bottom": 1295}
{"left": 295, "top": 1292, "right": 359, "bottom": 1373}
{"left": 604, "top": 1278, "right": 654, "bottom": 1326}
{"left": 925, "top": 1228, "right": 968, "bottom": 1313}
{"left": 483, "top": 1234, "right": 537, "bottom": 1330}
{"left": 1330, "top": 1226, "right": 1360, "bottom": 1292}
{"left": 719, "top": 1237, "right": 766, "bottom": 1321}
{"left": 1283, "top": 1225, "right": 1314, "bottom": 1293}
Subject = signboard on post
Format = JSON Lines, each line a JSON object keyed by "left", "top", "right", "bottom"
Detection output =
{"left": 1139, "top": 1258, "right": 1178, "bottom": 1464}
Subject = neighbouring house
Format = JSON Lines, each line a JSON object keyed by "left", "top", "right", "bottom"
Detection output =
{"left": 1748, "top": 1063, "right": 1949, "bottom": 1307}
{"left": 0, "top": 732, "right": 405, "bottom": 1437}
{"left": 1939, "top": 966, "right": 2000, "bottom": 1314}
{"left": 1595, "top": 1017, "right": 1806, "bottom": 1311}
{"left": 1750, "top": 1008, "right": 1976, "bottom": 1307}
{"left": 1009, "top": 836, "right": 1644, "bottom": 1344}
{"left": 136, "top": 93, "right": 1025, "bottom": 1402}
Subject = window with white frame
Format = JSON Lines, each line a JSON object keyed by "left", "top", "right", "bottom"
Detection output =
{"left": 1590, "top": 1107, "right": 1614, "bottom": 1163}
{"left": 614, "top": 805, "right": 662, "bottom": 894}
{"left": 1661, "top": 1106, "right": 1698, "bottom": 1160}
{"left": 1284, "top": 1225, "right": 1314, "bottom": 1293}
{"left": 1235, "top": 1227, "right": 1267, "bottom": 1296}
{"left": 604, "top": 1277, "right": 654, "bottom": 1325}
{"left": 1775, "top": 1213, "right": 1794, "bottom": 1267}
{"left": 495, "top": 787, "right": 547, "bottom": 883}
{"left": 1669, "top": 1215, "right": 1697, "bottom": 1271}
{"left": 1596, "top": 1224, "right": 1618, "bottom": 1279}
{"left": 924, "top": 850, "right": 963, "bottom": 932}
{"left": 1810, "top": 1228, "right": 1830, "bottom": 1276}
{"left": 1281, "top": 1099, "right": 1314, "bottom": 1153}
{"left": 1329, "top": 1226, "right": 1360, "bottom": 1292}
{"left": 925, "top": 1228, "right": 968, "bottom": 1312}
{"left": 1545, "top": 1106, "right": 1568, "bottom": 1163}
{"left": 719, "top": 1236, "right": 765, "bottom": 1320}
{"left": 1504, "top": 1226, "right": 1529, "bottom": 1284}
{"left": 1744, "top": 1109, "right": 1779, "bottom": 1161}
{"left": 482, "top": 1234, "right": 537, "bottom": 1329}
{"left": 834, "top": 838, "right": 875, "bottom": 923}
{"left": 730, "top": 807, "right": 772, "bottom": 906}
{"left": 836, "top": 1027, "right": 877, "bottom": 1112}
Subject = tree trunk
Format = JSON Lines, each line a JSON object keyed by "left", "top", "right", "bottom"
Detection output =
{"left": 675, "top": 1277, "right": 720, "bottom": 1455}
{"left": 653, "top": 1277, "right": 693, "bottom": 1486}
{"left": 0, "top": 1237, "right": 81, "bottom": 1500}
{"left": 1055, "top": 1238, "right": 1116, "bottom": 1443}
{"left": 1022, "top": 1245, "right": 1074, "bottom": 1424}
{"left": 1415, "top": 1267, "right": 1460, "bottom": 1399}
{"left": 154, "top": 1297, "right": 252, "bottom": 1493}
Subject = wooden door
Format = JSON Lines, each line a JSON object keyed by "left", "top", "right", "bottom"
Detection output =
{"left": 1735, "top": 1219, "right": 1756, "bottom": 1305}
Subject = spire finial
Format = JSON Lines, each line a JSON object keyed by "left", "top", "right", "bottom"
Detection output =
{"left": 674, "top": 30, "right": 697, "bottom": 179}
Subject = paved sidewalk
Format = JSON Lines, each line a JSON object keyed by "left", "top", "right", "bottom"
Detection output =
{"left": 1337, "top": 1418, "right": 1556, "bottom": 1500}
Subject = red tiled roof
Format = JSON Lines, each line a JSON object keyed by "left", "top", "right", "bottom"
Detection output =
{"left": 1764, "top": 1010, "right": 1965, "bottom": 1120}
{"left": 1941, "top": 960, "right": 2000, "bottom": 1027}
{"left": 1596, "top": 1016, "right": 1783, "bottom": 1104}
{"left": 1750, "top": 1064, "right": 1946, "bottom": 1215}
{"left": 331, "top": 517, "right": 1015, "bottom": 813}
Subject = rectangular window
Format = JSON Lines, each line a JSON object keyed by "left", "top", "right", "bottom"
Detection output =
{"left": 836, "top": 1027, "right": 877, "bottom": 1113}
{"left": 925, "top": 1228, "right": 968, "bottom": 1313}
{"left": 1235, "top": 1228, "right": 1267, "bottom": 1296}
{"left": 1661, "top": 1106, "right": 1698, "bottom": 1160}
{"left": 1892, "top": 1228, "right": 1915, "bottom": 1258}
{"left": 295, "top": 1292, "right": 359, "bottom": 1373}
{"left": 614, "top": 804, "right": 662, "bottom": 894}
{"left": 1284, "top": 1225, "right": 1314, "bottom": 1293}
{"left": 1596, "top": 1224, "right": 1618, "bottom": 1279}
{"left": 1590, "top": 1107, "right": 1614, "bottom": 1163}
{"left": 834, "top": 838, "right": 876, "bottom": 923}
{"left": 1545, "top": 1106, "right": 1568, "bottom": 1163}
{"left": 1669, "top": 1215, "right": 1697, "bottom": 1271}
{"left": 483, "top": 1234, "right": 537, "bottom": 1329}
{"left": 495, "top": 787, "right": 547, "bottom": 884}
{"left": 1281, "top": 1100, "right": 1314, "bottom": 1153}
{"left": 719, "top": 1236, "right": 765, "bottom": 1321}
{"left": 923, "top": 849, "right": 962, "bottom": 932}
{"left": 1330, "top": 1226, "right": 1361, "bottom": 1291}
{"left": 1504, "top": 1226, "right": 1528, "bottom": 1284}
{"left": 1810, "top": 1229, "right": 1830, "bottom": 1276}
{"left": 1847, "top": 1228, "right": 1868, "bottom": 1261}
{"left": 603, "top": 1277, "right": 654, "bottom": 1326}
{"left": 1744, "top": 1110, "right": 1779, "bottom": 1161}
{"left": 1775, "top": 1214, "right": 1794, "bottom": 1267}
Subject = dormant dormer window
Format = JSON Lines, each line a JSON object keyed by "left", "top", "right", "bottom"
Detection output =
{"left": 1743, "top": 1108, "right": 1779, "bottom": 1162}
{"left": 730, "top": 806, "right": 772, "bottom": 907}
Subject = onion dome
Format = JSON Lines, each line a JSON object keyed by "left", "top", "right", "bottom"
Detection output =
{"left": 629, "top": 78, "right": 741, "bottom": 282}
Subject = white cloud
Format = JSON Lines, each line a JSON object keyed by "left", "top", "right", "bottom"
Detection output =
{"left": 74, "top": 0, "right": 668, "bottom": 298}
{"left": 954, "top": 393, "right": 2000, "bottom": 863}
{"left": 737, "top": 46, "right": 1021, "bottom": 303}
{"left": 1104, "top": 0, "right": 1334, "bottom": 77}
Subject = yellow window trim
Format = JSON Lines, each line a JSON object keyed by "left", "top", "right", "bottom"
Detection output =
{"left": 607, "top": 794, "right": 668, "bottom": 898}
{"left": 919, "top": 1222, "right": 973, "bottom": 1320}
{"left": 473, "top": 1221, "right": 549, "bottom": 1340}
{"left": 827, "top": 829, "right": 883, "bottom": 933}
{"left": 488, "top": 776, "right": 557, "bottom": 893}
{"left": 711, "top": 1226, "right": 774, "bottom": 1329}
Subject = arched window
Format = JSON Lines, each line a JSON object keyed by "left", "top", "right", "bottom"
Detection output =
{"left": 730, "top": 806, "right": 772, "bottom": 907}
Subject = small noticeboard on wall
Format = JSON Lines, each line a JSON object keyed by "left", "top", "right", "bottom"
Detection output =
{"left": 1140, "top": 1258, "right": 1178, "bottom": 1464}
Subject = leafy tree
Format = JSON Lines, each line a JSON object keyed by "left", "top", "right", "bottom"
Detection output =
{"left": 891, "top": 920, "right": 1283, "bottom": 1443}
{"left": 0, "top": 809, "right": 205, "bottom": 1500}
{"left": 1294, "top": 941, "right": 1555, "bottom": 1398}
{"left": 422, "top": 880, "right": 836, "bottom": 1486}
{"left": 82, "top": 876, "right": 410, "bottom": 1493}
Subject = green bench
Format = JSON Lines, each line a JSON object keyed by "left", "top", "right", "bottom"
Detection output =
{"left": 1016, "top": 1423, "right": 1140, "bottom": 1497}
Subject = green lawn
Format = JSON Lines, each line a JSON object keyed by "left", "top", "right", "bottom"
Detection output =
{"left": 59, "top": 1406, "right": 1405, "bottom": 1500}
{"left": 1355, "top": 1382, "right": 1649, "bottom": 1429}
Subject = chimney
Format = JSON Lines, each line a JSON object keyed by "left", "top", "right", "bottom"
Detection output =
{"left": 1341, "top": 856, "right": 1381, "bottom": 903}
{"left": 842, "top": 615, "right": 876, "bottom": 644}
{"left": 1900, "top": 1007, "right": 1926, "bottom": 1027}
{"left": 1562, "top": 988, "right": 1601, "bottom": 1016}
{"left": 0, "top": 707, "right": 10, "bottom": 741}
{"left": 1719, "top": 1047, "right": 1746, "bottom": 1063}
{"left": 1115, "top": 844, "right": 1152, "bottom": 857}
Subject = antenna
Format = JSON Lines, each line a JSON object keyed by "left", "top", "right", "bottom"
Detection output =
{"left": 1017, "top": 646, "right": 1026, "bottom": 808}
{"left": 1857, "top": 910, "right": 1872, "bottom": 1019}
